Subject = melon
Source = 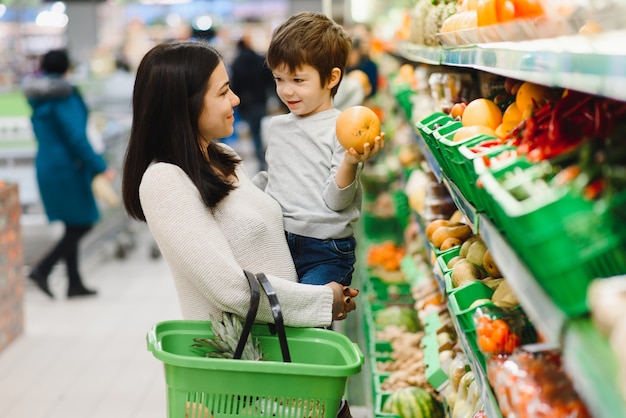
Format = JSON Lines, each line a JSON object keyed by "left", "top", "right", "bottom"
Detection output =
{"left": 382, "top": 386, "right": 444, "bottom": 418}
{"left": 374, "top": 306, "right": 421, "bottom": 333}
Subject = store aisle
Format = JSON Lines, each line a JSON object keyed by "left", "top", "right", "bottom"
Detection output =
{"left": 0, "top": 227, "right": 181, "bottom": 418}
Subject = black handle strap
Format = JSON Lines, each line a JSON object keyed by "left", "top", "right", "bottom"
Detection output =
{"left": 234, "top": 270, "right": 261, "bottom": 360}
{"left": 256, "top": 273, "right": 291, "bottom": 362}
{"left": 234, "top": 271, "right": 291, "bottom": 362}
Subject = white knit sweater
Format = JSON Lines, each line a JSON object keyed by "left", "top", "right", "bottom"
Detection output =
{"left": 139, "top": 161, "right": 334, "bottom": 327}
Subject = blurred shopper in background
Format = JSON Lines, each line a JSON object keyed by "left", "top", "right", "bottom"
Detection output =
{"left": 121, "top": 41, "right": 358, "bottom": 328}
{"left": 346, "top": 24, "right": 379, "bottom": 99}
{"left": 22, "top": 49, "right": 114, "bottom": 299}
{"left": 229, "top": 35, "right": 274, "bottom": 171}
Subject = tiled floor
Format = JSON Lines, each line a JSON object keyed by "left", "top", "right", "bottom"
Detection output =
{"left": 0, "top": 138, "right": 373, "bottom": 418}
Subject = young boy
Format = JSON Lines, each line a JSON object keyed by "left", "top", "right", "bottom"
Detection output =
{"left": 253, "top": 11, "right": 384, "bottom": 287}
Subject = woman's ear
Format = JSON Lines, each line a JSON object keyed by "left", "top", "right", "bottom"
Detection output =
{"left": 327, "top": 67, "right": 342, "bottom": 90}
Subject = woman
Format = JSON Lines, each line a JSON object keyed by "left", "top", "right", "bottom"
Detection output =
{"left": 23, "top": 49, "right": 114, "bottom": 299}
{"left": 122, "top": 41, "right": 358, "bottom": 327}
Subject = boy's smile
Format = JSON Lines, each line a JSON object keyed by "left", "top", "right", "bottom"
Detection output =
{"left": 272, "top": 64, "right": 338, "bottom": 118}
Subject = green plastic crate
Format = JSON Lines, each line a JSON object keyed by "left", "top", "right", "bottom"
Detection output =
{"left": 474, "top": 154, "right": 530, "bottom": 232}
{"left": 436, "top": 130, "right": 496, "bottom": 187}
{"left": 147, "top": 320, "right": 363, "bottom": 418}
{"left": 427, "top": 119, "right": 462, "bottom": 176}
{"left": 362, "top": 213, "right": 405, "bottom": 245}
{"left": 456, "top": 143, "right": 516, "bottom": 212}
{"left": 436, "top": 246, "right": 461, "bottom": 282}
{"left": 479, "top": 159, "right": 626, "bottom": 317}
{"left": 366, "top": 276, "right": 415, "bottom": 306}
{"left": 448, "top": 282, "right": 495, "bottom": 333}
{"left": 415, "top": 113, "right": 455, "bottom": 172}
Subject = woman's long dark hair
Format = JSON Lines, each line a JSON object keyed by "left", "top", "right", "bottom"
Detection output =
{"left": 122, "top": 41, "right": 240, "bottom": 221}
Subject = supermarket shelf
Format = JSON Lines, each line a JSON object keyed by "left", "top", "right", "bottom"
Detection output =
{"left": 447, "top": 301, "right": 502, "bottom": 418}
{"left": 563, "top": 319, "right": 626, "bottom": 418}
{"left": 477, "top": 214, "right": 566, "bottom": 344}
{"left": 397, "top": 29, "right": 626, "bottom": 101}
{"left": 409, "top": 103, "right": 566, "bottom": 343}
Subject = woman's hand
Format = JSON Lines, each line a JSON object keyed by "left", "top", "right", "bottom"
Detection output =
{"left": 326, "top": 281, "right": 359, "bottom": 321}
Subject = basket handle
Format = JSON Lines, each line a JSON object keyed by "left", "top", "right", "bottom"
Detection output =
{"left": 235, "top": 271, "right": 291, "bottom": 362}
{"left": 234, "top": 270, "right": 261, "bottom": 360}
{"left": 256, "top": 273, "right": 291, "bottom": 362}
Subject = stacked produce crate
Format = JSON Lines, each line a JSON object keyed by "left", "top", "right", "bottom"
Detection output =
{"left": 0, "top": 182, "right": 24, "bottom": 353}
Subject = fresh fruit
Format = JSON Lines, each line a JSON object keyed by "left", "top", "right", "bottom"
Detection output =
{"left": 335, "top": 105, "right": 381, "bottom": 152}
{"left": 382, "top": 386, "right": 445, "bottom": 418}
{"left": 374, "top": 306, "right": 421, "bottom": 332}
{"left": 477, "top": 0, "right": 498, "bottom": 26}
{"left": 504, "top": 78, "right": 523, "bottom": 95}
{"left": 459, "top": 235, "right": 481, "bottom": 258}
{"left": 440, "top": 237, "right": 463, "bottom": 251}
{"left": 426, "top": 219, "right": 452, "bottom": 242}
{"left": 491, "top": 280, "right": 519, "bottom": 308}
{"left": 502, "top": 102, "right": 522, "bottom": 123}
{"left": 496, "top": 0, "right": 515, "bottom": 22}
{"left": 515, "top": 81, "right": 554, "bottom": 113}
{"left": 452, "top": 125, "right": 496, "bottom": 142}
{"left": 447, "top": 255, "right": 464, "bottom": 269}
{"left": 450, "top": 102, "right": 468, "bottom": 119}
{"left": 466, "top": 239, "right": 488, "bottom": 267}
{"left": 462, "top": 98, "right": 503, "bottom": 130}
{"left": 431, "top": 223, "right": 473, "bottom": 248}
{"left": 513, "top": 0, "right": 544, "bottom": 18}
{"left": 449, "top": 210, "right": 464, "bottom": 223}
{"left": 483, "top": 249, "right": 503, "bottom": 279}
{"left": 494, "top": 121, "right": 519, "bottom": 139}
{"left": 451, "top": 259, "right": 483, "bottom": 287}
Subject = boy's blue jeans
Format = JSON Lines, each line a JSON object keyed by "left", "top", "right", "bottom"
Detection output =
{"left": 285, "top": 232, "right": 356, "bottom": 286}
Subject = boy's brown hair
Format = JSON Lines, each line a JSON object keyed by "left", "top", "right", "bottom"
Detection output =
{"left": 267, "top": 11, "right": 351, "bottom": 97}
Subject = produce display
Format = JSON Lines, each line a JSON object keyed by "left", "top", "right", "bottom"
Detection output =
{"left": 405, "top": 0, "right": 626, "bottom": 47}
{"left": 354, "top": 7, "right": 626, "bottom": 414}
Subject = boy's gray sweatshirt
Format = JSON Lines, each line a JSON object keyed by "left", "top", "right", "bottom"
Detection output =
{"left": 253, "top": 109, "right": 362, "bottom": 240}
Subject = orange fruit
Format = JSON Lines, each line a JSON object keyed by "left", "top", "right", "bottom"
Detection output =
{"left": 513, "top": 0, "right": 544, "bottom": 19}
{"left": 335, "top": 106, "right": 381, "bottom": 153}
{"left": 494, "top": 121, "right": 519, "bottom": 139}
{"left": 477, "top": 0, "right": 498, "bottom": 26}
{"left": 462, "top": 98, "right": 503, "bottom": 130}
{"left": 453, "top": 125, "right": 496, "bottom": 142}
{"left": 502, "top": 103, "right": 522, "bottom": 124}
{"left": 496, "top": 0, "right": 516, "bottom": 22}
{"left": 515, "top": 81, "right": 553, "bottom": 113}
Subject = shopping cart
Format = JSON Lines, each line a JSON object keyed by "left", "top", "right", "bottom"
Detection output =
{"left": 147, "top": 271, "right": 364, "bottom": 418}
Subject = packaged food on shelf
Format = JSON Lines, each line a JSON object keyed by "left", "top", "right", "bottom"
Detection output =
{"left": 487, "top": 348, "right": 592, "bottom": 418}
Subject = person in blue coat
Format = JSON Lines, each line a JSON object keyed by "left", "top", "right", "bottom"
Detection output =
{"left": 22, "top": 49, "right": 114, "bottom": 299}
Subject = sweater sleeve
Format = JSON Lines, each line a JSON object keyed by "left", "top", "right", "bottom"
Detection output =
{"left": 139, "top": 163, "right": 334, "bottom": 327}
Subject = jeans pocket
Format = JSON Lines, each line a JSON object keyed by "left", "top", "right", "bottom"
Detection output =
{"left": 328, "top": 237, "right": 356, "bottom": 256}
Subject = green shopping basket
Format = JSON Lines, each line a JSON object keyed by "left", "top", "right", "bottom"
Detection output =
{"left": 147, "top": 272, "right": 364, "bottom": 418}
